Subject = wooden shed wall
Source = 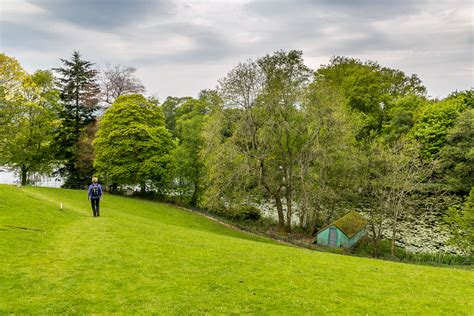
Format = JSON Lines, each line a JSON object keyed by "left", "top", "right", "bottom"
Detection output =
{"left": 348, "top": 227, "right": 367, "bottom": 247}
{"left": 316, "top": 225, "right": 350, "bottom": 247}
{"left": 317, "top": 225, "right": 366, "bottom": 248}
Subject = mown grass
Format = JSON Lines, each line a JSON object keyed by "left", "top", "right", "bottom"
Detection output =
{"left": 0, "top": 185, "right": 472, "bottom": 314}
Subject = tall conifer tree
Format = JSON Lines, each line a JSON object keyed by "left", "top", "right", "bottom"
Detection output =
{"left": 54, "top": 51, "right": 100, "bottom": 186}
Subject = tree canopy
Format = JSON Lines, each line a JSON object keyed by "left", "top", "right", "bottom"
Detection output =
{"left": 94, "top": 94, "right": 175, "bottom": 192}
{"left": 0, "top": 54, "right": 59, "bottom": 185}
{"left": 315, "top": 56, "right": 426, "bottom": 138}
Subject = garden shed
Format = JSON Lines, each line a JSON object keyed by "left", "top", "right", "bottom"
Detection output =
{"left": 316, "top": 211, "right": 367, "bottom": 248}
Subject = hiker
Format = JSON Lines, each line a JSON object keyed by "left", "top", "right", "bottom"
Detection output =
{"left": 88, "top": 177, "right": 103, "bottom": 217}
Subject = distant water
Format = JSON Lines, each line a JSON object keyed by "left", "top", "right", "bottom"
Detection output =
{"left": 0, "top": 167, "right": 64, "bottom": 188}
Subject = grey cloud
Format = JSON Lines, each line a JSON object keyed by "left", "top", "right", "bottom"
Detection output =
{"left": 315, "top": 0, "right": 422, "bottom": 19}
{"left": 1, "top": 0, "right": 471, "bottom": 99}
{"left": 241, "top": 0, "right": 425, "bottom": 53}
{"left": 26, "top": 0, "right": 175, "bottom": 30}
{"left": 0, "top": 21, "right": 64, "bottom": 50}
{"left": 131, "top": 22, "right": 237, "bottom": 65}
{"left": 245, "top": 0, "right": 423, "bottom": 20}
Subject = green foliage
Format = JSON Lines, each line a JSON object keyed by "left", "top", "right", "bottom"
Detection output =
{"left": 215, "top": 204, "right": 262, "bottom": 221}
{"left": 353, "top": 238, "right": 471, "bottom": 265}
{"left": 438, "top": 108, "right": 474, "bottom": 194}
{"left": 53, "top": 51, "right": 101, "bottom": 185}
{"left": 315, "top": 56, "right": 426, "bottom": 137}
{"left": 94, "top": 94, "right": 175, "bottom": 191}
{"left": 172, "top": 98, "right": 209, "bottom": 205}
{"left": 0, "top": 53, "right": 29, "bottom": 162}
{"left": 298, "top": 82, "right": 364, "bottom": 228}
{"left": 0, "top": 54, "right": 60, "bottom": 184}
{"left": 161, "top": 96, "right": 193, "bottom": 136}
{"left": 382, "top": 94, "right": 429, "bottom": 143}
{"left": 201, "top": 107, "right": 255, "bottom": 213}
{"left": 232, "top": 204, "right": 261, "bottom": 221}
{"left": 1, "top": 185, "right": 472, "bottom": 314}
{"left": 444, "top": 187, "right": 474, "bottom": 255}
{"left": 362, "top": 139, "right": 433, "bottom": 256}
{"left": 208, "top": 203, "right": 262, "bottom": 221}
{"left": 410, "top": 90, "right": 471, "bottom": 160}
{"left": 204, "top": 50, "right": 314, "bottom": 231}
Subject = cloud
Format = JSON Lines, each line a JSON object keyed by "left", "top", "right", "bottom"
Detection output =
{"left": 25, "top": 0, "right": 175, "bottom": 30}
{"left": 0, "top": 0, "right": 472, "bottom": 99}
{"left": 128, "top": 21, "right": 238, "bottom": 65}
{"left": 0, "top": 21, "right": 64, "bottom": 50}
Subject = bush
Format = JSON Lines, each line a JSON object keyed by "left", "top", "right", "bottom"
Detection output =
{"left": 230, "top": 205, "right": 261, "bottom": 221}
{"left": 352, "top": 237, "right": 472, "bottom": 266}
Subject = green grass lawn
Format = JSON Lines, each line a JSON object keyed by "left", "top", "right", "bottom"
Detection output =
{"left": 0, "top": 185, "right": 472, "bottom": 314}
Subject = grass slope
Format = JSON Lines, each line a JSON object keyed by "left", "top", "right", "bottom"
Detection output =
{"left": 0, "top": 185, "right": 472, "bottom": 314}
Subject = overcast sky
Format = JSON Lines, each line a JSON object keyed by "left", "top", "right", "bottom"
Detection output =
{"left": 1, "top": 0, "right": 472, "bottom": 100}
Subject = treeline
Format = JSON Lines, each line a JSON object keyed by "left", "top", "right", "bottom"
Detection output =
{"left": 0, "top": 51, "right": 472, "bottom": 256}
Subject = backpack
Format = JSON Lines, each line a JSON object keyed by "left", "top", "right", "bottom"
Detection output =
{"left": 91, "top": 184, "right": 100, "bottom": 199}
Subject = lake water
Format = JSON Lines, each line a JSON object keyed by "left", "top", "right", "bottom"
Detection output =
{"left": 0, "top": 167, "right": 64, "bottom": 188}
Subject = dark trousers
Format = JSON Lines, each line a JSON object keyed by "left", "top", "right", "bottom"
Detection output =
{"left": 91, "top": 198, "right": 100, "bottom": 217}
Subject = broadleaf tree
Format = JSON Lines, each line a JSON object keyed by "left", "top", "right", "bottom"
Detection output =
{"left": 409, "top": 90, "right": 472, "bottom": 160}
{"left": 172, "top": 98, "right": 210, "bottom": 206}
{"left": 99, "top": 64, "right": 145, "bottom": 105}
{"left": 0, "top": 54, "right": 60, "bottom": 185}
{"left": 204, "top": 50, "right": 315, "bottom": 231}
{"left": 314, "top": 56, "right": 426, "bottom": 138}
{"left": 438, "top": 108, "right": 474, "bottom": 195}
{"left": 94, "top": 94, "right": 175, "bottom": 193}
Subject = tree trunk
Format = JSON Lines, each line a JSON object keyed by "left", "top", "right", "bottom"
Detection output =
{"left": 391, "top": 208, "right": 399, "bottom": 257}
{"left": 190, "top": 181, "right": 199, "bottom": 206}
{"left": 20, "top": 164, "right": 28, "bottom": 186}
{"left": 299, "top": 206, "right": 307, "bottom": 232}
{"left": 274, "top": 194, "right": 286, "bottom": 232}
{"left": 111, "top": 182, "right": 118, "bottom": 194}
{"left": 285, "top": 187, "right": 292, "bottom": 233}
{"left": 370, "top": 221, "right": 383, "bottom": 257}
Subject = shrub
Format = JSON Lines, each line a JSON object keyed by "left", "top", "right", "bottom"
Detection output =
{"left": 352, "top": 237, "right": 472, "bottom": 266}
{"left": 230, "top": 205, "right": 262, "bottom": 221}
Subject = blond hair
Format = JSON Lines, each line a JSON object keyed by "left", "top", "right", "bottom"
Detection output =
{"left": 92, "top": 177, "right": 98, "bottom": 183}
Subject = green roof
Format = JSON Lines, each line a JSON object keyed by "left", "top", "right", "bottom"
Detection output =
{"left": 326, "top": 211, "right": 367, "bottom": 238}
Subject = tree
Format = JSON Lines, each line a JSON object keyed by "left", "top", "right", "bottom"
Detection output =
{"left": 99, "top": 64, "right": 145, "bottom": 105}
{"left": 172, "top": 98, "right": 209, "bottom": 206}
{"left": 438, "top": 108, "right": 474, "bottom": 195}
{"left": 93, "top": 94, "right": 175, "bottom": 193}
{"left": 314, "top": 56, "right": 426, "bottom": 138}
{"left": 53, "top": 51, "right": 101, "bottom": 186}
{"left": 161, "top": 96, "right": 193, "bottom": 136}
{"left": 364, "top": 141, "right": 432, "bottom": 256}
{"left": 444, "top": 187, "right": 474, "bottom": 256}
{"left": 295, "top": 82, "right": 363, "bottom": 232}
{"left": 0, "top": 53, "right": 27, "bottom": 154}
{"left": 410, "top": 90, "right": 472, "bottom": 160}
{"left": 76, "top": 120, "right": 98, "bottom": 183}
{"left": 204, "top": 50, "right": 313, "bottom": 231}
{"left": 382, "top": 94, "right": 429, "bottom": 143}
{"left": 0, "top": 54, "right": 60, "bottom": 185}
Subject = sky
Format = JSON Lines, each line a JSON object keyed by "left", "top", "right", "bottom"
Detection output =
{"left": 1, "top": 0, "right": 472, "bottom": 100}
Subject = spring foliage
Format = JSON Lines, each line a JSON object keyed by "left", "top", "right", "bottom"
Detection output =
{"left": 93, "top": 94, "right": 175, "bottom": 190}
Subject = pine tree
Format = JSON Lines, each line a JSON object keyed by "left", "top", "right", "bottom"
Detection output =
{"left": 53, "top": 51, "right": 100, "bottom": 186}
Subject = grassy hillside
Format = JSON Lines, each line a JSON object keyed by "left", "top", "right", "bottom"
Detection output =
{"left": 0, "top": 185, "right": 472, "bottom": 314}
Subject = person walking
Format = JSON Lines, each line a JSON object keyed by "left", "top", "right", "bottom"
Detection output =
{"left": 88, "top": 177, "right": 103, "bottom": 217}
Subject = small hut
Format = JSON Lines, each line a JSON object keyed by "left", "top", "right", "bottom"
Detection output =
{"left": 316, "top": 211, "right": 367, "bottom": 248}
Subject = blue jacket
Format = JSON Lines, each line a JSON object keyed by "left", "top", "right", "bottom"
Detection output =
{"left": 88, "top": 183, "right": 103, "bottom": 200}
